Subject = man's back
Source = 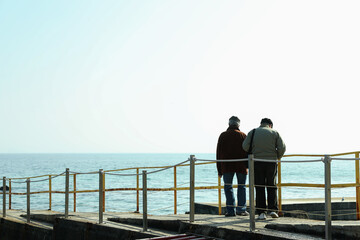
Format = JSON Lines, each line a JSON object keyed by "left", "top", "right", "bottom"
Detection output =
{"left": 217, "top": 127, "right": 247, "bottom": 159}
{"left": 243, "top": 125, "right": 286, "bottom": 160}
{"left": 217, "top": 126, "right": 247, "bottom": 174}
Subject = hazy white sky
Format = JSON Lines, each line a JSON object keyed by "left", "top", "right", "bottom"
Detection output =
{"left": 1, "top": 1, "right": 359, "bottom": 154}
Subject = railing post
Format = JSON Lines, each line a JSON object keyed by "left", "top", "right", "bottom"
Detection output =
{"left": 174, "top": 166, "right": 177, "bottom": 215}
{"left": 99, "top": 169, "right": 104, "bottom": 224}
{"left": 136, "top": 168, "right": 140, "bottom": 213}
{"left": 189, "top": 155, "right": 195, "bottom": 222}
{"left": 102, "top": 172, "right": 105, "bottom": 212}
{"left": 26, "top": 178, "right": 30, "bottom": 223}
{"left": 9, "top": 179, "right": 11, "bottom": 210}
{"left": 248, "top": 154, "right": 255, "bottom": 232}
{"left": 324, "top": 155, "right": 332, "bottom": 240}
{"left": 278, "top": 158, "right": 282, "bottom": 215}
{"left": 218, "top": 175, "right": 222, "bottom": 215}
{"left": 49, "top": 175, "right": 52, "bottom": 210}
{"left": 355, "top": 152, "right": 360, "bottom": 220}
{"left": 3, "top": 177, "right": 6, "bottom": 218}
{"left": 73, "top": 174, "right": 76, "bottom": 212}
{"left": 65, "top": 168, "right": 69, "bottom": 218}
{"left": 142, "top": 170, "right": 148, "bottom": 232}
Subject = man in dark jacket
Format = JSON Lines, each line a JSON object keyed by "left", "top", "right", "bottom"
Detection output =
{"left": 216, "top": 116, "right": 248, "bottom": 217}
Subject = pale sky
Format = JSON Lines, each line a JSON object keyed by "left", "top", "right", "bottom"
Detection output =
{"left": 1, "top": 1, "right": 359, "bottom": 154}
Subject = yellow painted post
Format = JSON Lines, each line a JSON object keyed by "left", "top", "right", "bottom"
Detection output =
{"left": 49, "top": 175, "right": 52, "bottom": 210}
{"left": 278, "top": 159, "right": 282, "bottom": 215}
{"left": 218, "top": 176, "right": 222, "bottom": 215}
{"left": 73, "top": 174, "right": 77, "bottom": 212}
{"left": 9, "top": 179, "right": 11, "bottom": 210}
{"left": 356, "top": 152, "right": 360, "bottom": 220}
{"left": 136, "top": 168, "right": 139, "bottom": 213}
{"left": 99, "top": 169, "right": 104, "bottom": 224}
{"left": 174, "top": 166, "right": 177, "bottom": 214}
{"left": 65, "top": 168, "right": 69, "bottom": 218}
{"left": 103, "top": 173, "right": 105, "bottom": 212}
{"left": 3, "top": 177, "right": 6, "bottom": 217}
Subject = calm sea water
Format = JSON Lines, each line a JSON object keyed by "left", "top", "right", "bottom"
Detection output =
{"left": 0, "top": 153, "right": 357, "bottom": 215}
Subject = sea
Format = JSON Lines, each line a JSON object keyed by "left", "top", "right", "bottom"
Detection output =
{"left": 0, "top": 153, "right": 357, "bottom": 215}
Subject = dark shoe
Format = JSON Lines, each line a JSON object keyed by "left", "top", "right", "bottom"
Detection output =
{"left": 225, "top": 212, "right": 236, "bottom": 217}
{"left": 237, "top": 211, "right": 249, "bottom": 216}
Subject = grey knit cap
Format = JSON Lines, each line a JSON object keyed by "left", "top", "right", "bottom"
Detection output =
{"left": 228, "top": 116, "right": 240, "bottom": 126}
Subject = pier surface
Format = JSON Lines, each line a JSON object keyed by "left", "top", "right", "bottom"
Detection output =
{"left": 1, "top": 207, "right": 360, "bottom": 240}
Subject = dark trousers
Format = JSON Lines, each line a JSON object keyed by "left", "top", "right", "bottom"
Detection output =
{"left": 223, "top": 172, "right": 247, "bottom": 214}
{"left": 254, "top": 162, "right": 278, "bottom": 214}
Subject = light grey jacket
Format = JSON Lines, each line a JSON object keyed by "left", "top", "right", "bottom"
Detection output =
{"left": 242, "top": 124, "right": 286, "bottom": 160}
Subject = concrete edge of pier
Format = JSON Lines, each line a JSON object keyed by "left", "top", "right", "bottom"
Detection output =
{"left": 1, "top": 200, "right": 360, "bottom": 240}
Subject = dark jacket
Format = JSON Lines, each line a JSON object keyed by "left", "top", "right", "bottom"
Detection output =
{"left": 216, "top": 126, "right": 248, "bottom": 175}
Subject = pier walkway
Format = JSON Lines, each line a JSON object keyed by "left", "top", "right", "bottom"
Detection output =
{"left": 1, "top": 208, "right": 360, "bottom": 240}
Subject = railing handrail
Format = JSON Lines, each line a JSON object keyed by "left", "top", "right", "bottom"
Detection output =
{"left": 284, "top": 151, "right": 360, "bottom": 158}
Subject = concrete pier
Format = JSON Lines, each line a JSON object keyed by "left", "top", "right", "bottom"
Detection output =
{"left": 196, "top": 197, "right": 359, "bottom": 220}
{"left": 1, "top": 207, "right": 360, "bottom": 240}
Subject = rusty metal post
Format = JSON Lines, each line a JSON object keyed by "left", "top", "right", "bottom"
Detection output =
{"left": 142, "top": 170, "right": 148, "bottom": 232}
{"left": 189, "top": 155, "right": 195, "bottom": 222}
{"left": 73, "top": 174, "right": 76, "bottom": 212}
{"left": 26, "top": 178, "right": 30, "bottom": 223}
{"left": 278, "top": 158, "right": 282, "bottom": 214}
{"left": 49, "top": 175, "right": 52, "bottom": 210}
{"left": 218, "top": 175, "right": 222, "bottom": 215}
{"left": 8, "top": 179, "right": 11, "bottom": 210}
{"left": 174, "top": 166, "right": 177, "bottom": 214}
{"left": 65, "top": 168, "right": 69, "bottom": 218}
{"left": 99, "top": 169, "right": 104, "bottom": 224}
{"left": 2, "top": 177, "right": 6, "bottom": 218}
{"left": 136, "top": 168, "right": 140, "bottom": 213}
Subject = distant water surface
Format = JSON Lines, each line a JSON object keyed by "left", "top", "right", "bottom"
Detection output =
{"left": 0, "top": 153, "right": 357, "bottom": 215}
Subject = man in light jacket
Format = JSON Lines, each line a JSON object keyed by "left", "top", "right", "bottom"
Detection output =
{"left": 242, "top": 118, "right": 286, "bottom": 220}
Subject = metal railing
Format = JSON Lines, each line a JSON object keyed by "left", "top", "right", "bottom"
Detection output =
{"left": 2, "top": 151, "right": 360, "bottom": 240}
{"left": 2, "top": 159, "right": 209, "bottom": 215}
{"left": 278, "top": 151, "right": 360, "bottom": 220}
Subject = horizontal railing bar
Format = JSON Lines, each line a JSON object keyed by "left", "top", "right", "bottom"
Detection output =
{"left": 7, "top": 161, "right": 216, "bottom": 180}
{"left": 279, "top": 183, "right": 360, "bottom": 188}
{"left": 284, "top": 151, "right": 360, "bottom": 158}
{"left": 9, "top": 175, "right": 55, "bottom": 180}
{"left": 5, "top": 181, "right": 360, "bottom": 196}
